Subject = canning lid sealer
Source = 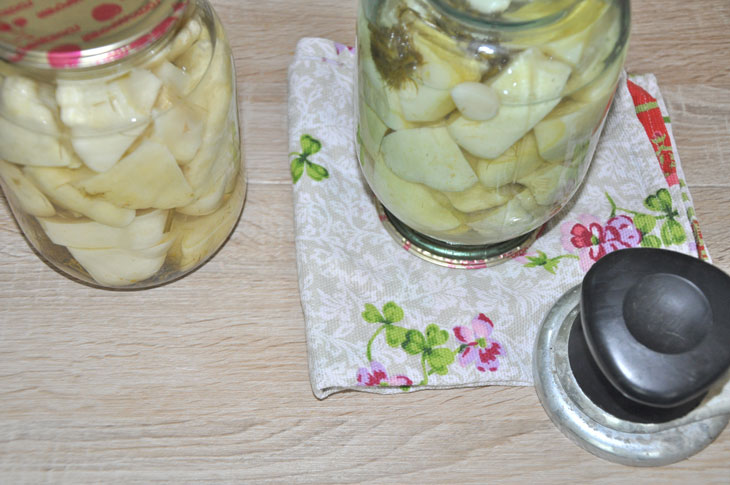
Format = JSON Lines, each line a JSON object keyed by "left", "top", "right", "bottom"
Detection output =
{"left": 533, "top": 248, "right": 730, "bottom": 466}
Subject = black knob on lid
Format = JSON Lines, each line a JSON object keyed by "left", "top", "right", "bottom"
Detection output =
{"left": 580, "top": 248, "right": 730, "bottom": 408}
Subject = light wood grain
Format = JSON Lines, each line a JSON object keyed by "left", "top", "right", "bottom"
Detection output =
{"left": 1, "top": 1, "right": 730, "bottom": 483}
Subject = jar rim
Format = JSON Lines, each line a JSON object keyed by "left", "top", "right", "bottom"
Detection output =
{"left": 0, "top": 0, "right": 190, "bottom": 70}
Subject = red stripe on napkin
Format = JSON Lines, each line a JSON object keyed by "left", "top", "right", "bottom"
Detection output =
{"left": 628, "top": 79, "right": 709, "bottom": 261}
{"left": 627, "top": 79, "right": 679, "bottom": 187}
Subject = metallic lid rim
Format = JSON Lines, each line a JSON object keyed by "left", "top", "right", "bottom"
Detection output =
{"left": 533, "top": 285, "right": 730, "bottom": 467}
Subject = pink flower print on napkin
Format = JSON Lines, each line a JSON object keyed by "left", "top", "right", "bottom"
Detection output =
{"left": 561, "top": 214, "right": 642, "bottom": 271}
{"left": 453, "top": 314, "right": 503, "bottom": 373}
{"left": 356, "top": 361, "right": 413, "bottom": 387}
{"left": 334, "top": 42, "right": 355, "bottom": 56}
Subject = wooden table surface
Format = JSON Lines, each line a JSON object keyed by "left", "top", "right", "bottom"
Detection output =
{"left": 2, "top": 1, "right": 729, "bottom": 482}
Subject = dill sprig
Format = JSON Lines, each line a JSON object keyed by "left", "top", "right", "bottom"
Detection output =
{"left": 369, "top": 21, "right": 423, "bottom": 90}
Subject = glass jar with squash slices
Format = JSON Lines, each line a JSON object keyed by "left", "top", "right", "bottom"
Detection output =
{"left": 0, "top": 0, "right": 245, "bottom": 288}
{"left": 356, "top": 0, "right": 629, "bottom": 267}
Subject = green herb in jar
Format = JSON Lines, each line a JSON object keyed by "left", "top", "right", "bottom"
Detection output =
{"left": 369, "top": 21, "right": 423, "bottom": 90}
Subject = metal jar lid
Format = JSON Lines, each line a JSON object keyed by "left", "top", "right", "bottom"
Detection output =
{"left": 0, "top": 0, "right": 190, "bottom": 69}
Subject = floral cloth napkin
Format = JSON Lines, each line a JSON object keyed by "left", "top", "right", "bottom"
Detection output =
{"left": 288, "top": 38, "right": 707, "bottom": 399}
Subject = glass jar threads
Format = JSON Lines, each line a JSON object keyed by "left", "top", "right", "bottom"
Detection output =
{"left": 356, "top": 0, "right": 630, "bottom": 267}
{"left": 0, "top": 0, "right": 245, "bottom": 288}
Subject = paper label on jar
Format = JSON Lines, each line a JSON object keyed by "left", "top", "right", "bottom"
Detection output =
{"left": 0, "top": 0, "right": 188, "bottom": 69}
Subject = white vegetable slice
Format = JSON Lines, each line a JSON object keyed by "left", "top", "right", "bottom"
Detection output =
{"left": 533, "top": 98, "right": 607, "bottom": 162}
{"left": 517, "top": 163, "right": 565, "bottom": 205}
{"left": 398, "top": 82, "right": 455, "bottom": 122}
{"left": 153, "top": 61, "right": 196, "bottom": 97}
{"left": 74, "top": 140, "right": 194, "bottom": 210}
{"left": 410, "top": 24, "right": 484, "bottom": 90}
{"left": 372, "top": 154, "right": 460, "bottom": 233}
{"left": 179, "top": 124, "right": 240, "bottom": 215}
{"left": 57, "top": 68, "right": 162, "bottom": 172}
{"left": 474, "top": 132, "right": 544, "bottom": 188}
{"left": 467, "top": 195, "right": 535, "bottom": 241}
{"left": 565, "top": 5, "right": 622, "bottom": 101}
{"left": 540, "top": 0, "right": 611, "bottom": 66}
{"left": 68, "top": 237, "right": 173, "bottom": 287}
{"left": 151, "top": 103, "right": 205, "bottom": 163}
{"left": 167, "top": 18, "right": 203, "bottom": 62}
{"left": 38, "top": 210, "right": 168, "bottom": 250}
{"left": 24, "top": 166, "right": 134, "bottom": 227}
{"left": 174, "top": 39, "right": 213, "bottom": 93}
{"left": 0, "top": 159, "right": 55, "bottom": 217}
{"left": 451, "top": 82, "right": 500, "bottom": 122}
{"left": 69, "top": 128, "right": 146, "bottom": 173}
{"left": 141, "top": 18, "right": 203, "bottom": 69}
{"left": 0, "top": 76, "right": 76, "bottom": 167}
{"left": 168, "top": 181, "right": 245, "bottom": 270}
{"left": 381, "top": 127, "right": 478, "bottom": 192}
{"left": 448, "top": 48, "right": 571, "bottom": 159}
{"left": 444, "top": 183, "right": 518, "bottom": 213}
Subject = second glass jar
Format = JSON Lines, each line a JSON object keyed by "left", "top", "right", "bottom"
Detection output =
{"left": 356, "top": 0, "right": 630, "bottom": 266}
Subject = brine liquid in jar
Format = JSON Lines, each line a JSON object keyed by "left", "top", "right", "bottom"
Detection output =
{"left": 356, "top": 0, "right": 629, "bottom": 267}
{"left": 0, "top": 0, "right": 246, "bottom": 288}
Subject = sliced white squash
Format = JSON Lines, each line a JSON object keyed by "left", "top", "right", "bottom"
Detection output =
{"left": 179, "top": 124, "right": 240, "bottom": 215}
{"left": 68, "top": 237, "right": 173, "bottom": 287}
{"left": 540, "top": 0, "right": 611, "bottom": 66}
{"left": 398, "top": 82, "right": 455, "bottom": 122}
{"left": 38, "top": 210, "right": 168, "bottom": 250}
{"left": 57, "top": 68, "right": 162, "bottom": 172}
{"left": 565, "top": 5, "right": 623, "bottom": 100}
{"left": 0, "top": 76, "right": 76, "bottom": 167}
{"left": 24, "top": 166, "right": 134, "bottom": 227}
{"left": 174, "top": 39, "right": 213, "bottom": 92}
{"left": 533, "top": 98, "right": 607, "bottom": 161}
{"left": 517, "top": 163, "right": 565, "bottom": 205}
{"left": 473, "top": 132, "right": 544, "bottom": 188}
{"left": 381, "top": 127, "right": 478, "bottom": 192}
{"left": 0, "top": 159, "right": 55, "bottom": 217}
{"left": 187, "top": 33, "right": 234, "bottom": 149}
{"left": 514, "top": 187, "right": 540, "bottom": 213}
{"left": 74, "top": 141, "right": 194, "bottom": 210}
{"left": 371, "top": 154, "right": 460, "bottom": 233}
{"left": 168, "top": 181, "right": 244, "bottom": 270}
{"left": 151, "top": 103, "right": 205, "bottom": 163}
{"left": 167, "top": 18, "right": 203, "bottom": 62}
{"left": 69, "top": 128, "right": 147, "bottom": 173}
{"left": 467, "top": 196, "right": 535, "bottom": 241}
{"left": 451, "top": 82, "right": 500, "bottom": 122}
{"left": 448, "top": 48, "right": 571, "bottom": 159}
{"left": 444, "top": 183, "right": 518, "bottom": 213}
{"left": 410, "top": 23, "right": 484, "bottom": 90}
{"left": 153, "top": 61, "right": 196, "bottom": 97}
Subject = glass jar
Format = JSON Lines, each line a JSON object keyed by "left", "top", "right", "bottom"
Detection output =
{"left": 356, "top": 0, "right": 629, "bottom": 267}
{"left": 0, "top": 0, "right": 245, "bottom": 288}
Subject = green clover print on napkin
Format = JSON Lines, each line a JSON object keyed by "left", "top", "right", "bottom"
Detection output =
{"left": 616, "top": 188, "right": 687, "bottom": 248}
{"left": 291, "top": 134, "right": 329, "bottom": 183}
{"left": 358, "top": 303, "right": 505, "bottom": 390}
{"left": 361, "top": 302, "right": 456, "bottom": 386}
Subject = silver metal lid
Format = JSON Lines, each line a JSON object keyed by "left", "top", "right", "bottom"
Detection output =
{"left": 533, "top": 284, "right": 730, "bottom": 467}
